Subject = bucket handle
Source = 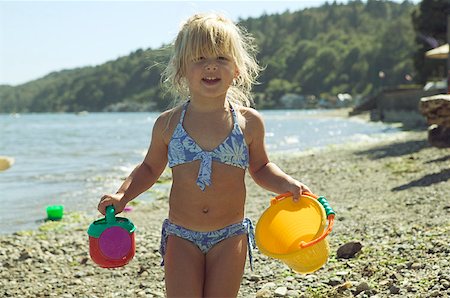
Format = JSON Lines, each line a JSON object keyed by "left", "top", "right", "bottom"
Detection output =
{"left": 105, "top": 205, "right": 116, "bottom": 224}
{"left": 271, "top": 192, "right": 336, "bottom": 249}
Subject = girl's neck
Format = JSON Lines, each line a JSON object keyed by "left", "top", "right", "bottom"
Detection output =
{"left": 188, "top": 96, "right": 229, "bottom": 113}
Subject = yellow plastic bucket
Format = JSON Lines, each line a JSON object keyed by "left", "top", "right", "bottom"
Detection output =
{"left": 255, "top": 192, "right": 335, "bottom": 274}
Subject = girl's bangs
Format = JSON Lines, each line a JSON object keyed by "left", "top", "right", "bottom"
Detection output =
{"left": 183, "top": 23, "right": 235, "bottom": 61}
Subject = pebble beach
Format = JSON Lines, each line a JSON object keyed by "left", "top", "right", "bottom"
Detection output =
{"left": 1, "top": 121, "right": 449, "bottom": 297}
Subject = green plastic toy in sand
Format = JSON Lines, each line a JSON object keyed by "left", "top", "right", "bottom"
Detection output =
{"left": 46, "top": 205, "right": 64, "bottom": 221}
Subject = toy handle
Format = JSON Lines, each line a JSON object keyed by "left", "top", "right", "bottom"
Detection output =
{"left": 300, "top": 214, "right": 335, "bottom": 248}
{"left": 105, "top": 205, "right": 116, "bottom": 224}
{"left": 271, "top": 192, "right": 300, "bottom": 204}
{"left": 317, "top": 196, "right": 336, "bottom": 217}
{"left": 271, "top": 191, "right": 318, "bottom": 204}
{"left": 271, "top": 192, "right": 336, "bottom": 249}
{"left": 300, "top": 193, "right": 335, "bottom": 248}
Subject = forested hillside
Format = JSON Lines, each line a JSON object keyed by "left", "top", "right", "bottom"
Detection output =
{"left": 0, "top": 0, "right": 419, "bottom": 113}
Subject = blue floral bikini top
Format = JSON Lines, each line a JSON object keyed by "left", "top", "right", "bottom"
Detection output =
{"left": 168, "top": 101, "right": 250, "bottom": 191}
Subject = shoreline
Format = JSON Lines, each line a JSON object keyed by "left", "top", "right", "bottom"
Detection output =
{"left": 1, "top": 128, "right": 449, "bottom": 297}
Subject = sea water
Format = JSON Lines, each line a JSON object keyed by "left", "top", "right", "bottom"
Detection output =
{"left": 0, "top": 110, "right": 399, "bottom": 234}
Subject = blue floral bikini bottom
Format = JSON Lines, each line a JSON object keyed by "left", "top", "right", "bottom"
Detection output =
{"left": 160, "top": 218, "right": 256, "bottom": 270}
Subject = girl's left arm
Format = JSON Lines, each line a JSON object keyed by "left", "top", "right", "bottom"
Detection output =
{"left": 245, "top": 109, "right": 311, "bottom": 201}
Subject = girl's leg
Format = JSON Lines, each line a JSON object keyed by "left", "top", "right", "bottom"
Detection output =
{"left": 164, "top": 235, "right": 205, "bottom": 297}
{"left": 203, "top": 234, "right": 247, "bottom": 297}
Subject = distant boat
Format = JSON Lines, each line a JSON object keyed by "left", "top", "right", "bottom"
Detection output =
{"left": 76, "top": 111, "right": 89, "bottom": 116}
{"left": 0, "top": 156, "right": 14, "bottom": 171}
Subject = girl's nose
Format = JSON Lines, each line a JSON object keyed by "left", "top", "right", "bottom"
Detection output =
{"left": 204, "top": 60, "right": 217, "bottom": 71}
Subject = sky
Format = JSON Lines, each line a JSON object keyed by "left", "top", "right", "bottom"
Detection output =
{"left": 0, "top": 0, "right": 419, "bottom": 86}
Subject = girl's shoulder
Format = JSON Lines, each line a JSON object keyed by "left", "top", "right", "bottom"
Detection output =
{"left": 153, "top": 105, "right": 185, "bottom": 142}
{"left": 157, "top": 105, "right": 183, "bottom": 123}
{"left": 235, "top": 106, "right": 264, "bottom": 127}
{"left": 235, "top": 106, "right": 265, "bottom": 141}
{"left": 161, "top": 102, "right": 191, "bottom": 123}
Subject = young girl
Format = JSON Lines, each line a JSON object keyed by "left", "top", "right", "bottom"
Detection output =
{"left": 98, "top": 13, "right": 311, "bottom": 297}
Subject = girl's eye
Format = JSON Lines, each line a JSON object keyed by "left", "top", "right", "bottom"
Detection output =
{"left": 193, "top": 57, "right": 204, "bottom": 62}
{"left": 217, "top": 56, "right": 228, "bottom": 61}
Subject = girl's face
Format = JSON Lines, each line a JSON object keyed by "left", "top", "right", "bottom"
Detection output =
{"left": 185, "top": 53, "right": 238, "bottom": 102}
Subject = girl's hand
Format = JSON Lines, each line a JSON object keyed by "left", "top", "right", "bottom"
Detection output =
{"left": 285, "top": 180, "right": 312, "bottom": 203}
{"left": 98, "top": 193, "right": 126, "bottom": 215}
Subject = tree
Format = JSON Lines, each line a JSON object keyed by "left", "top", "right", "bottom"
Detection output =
{"left": 412, "top": 0, "right": 450, "bottom": 83}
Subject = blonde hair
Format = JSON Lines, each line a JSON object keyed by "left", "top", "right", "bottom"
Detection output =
{"left": 162, "top": 13, "right": 261, "bottom": 107}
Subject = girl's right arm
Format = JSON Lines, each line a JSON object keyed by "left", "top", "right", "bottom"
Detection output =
{"left": 97, "top": 113, "right": 170, "bottom": 215}
{"left": 245, "top": 108, "right": 311, "bottom": 201}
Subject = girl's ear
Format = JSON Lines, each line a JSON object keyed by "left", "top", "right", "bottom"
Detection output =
{"left": 234, "top": 67, "right": 240, "bottom": 79}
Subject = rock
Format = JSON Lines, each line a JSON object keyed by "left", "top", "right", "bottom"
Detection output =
{"left": 406, "top": 285, "right": 417, "bottom": 293}
{"left": 389, "top": 285, "right": 401, "bottom": 294}
{"left": 71, "top": 279, "right": 83, "bottom": 285}
{"left": 336, "top": 270, "right": 349, "bottom": 276}
{"left": 420, "top": 95, "right": 450, "bottom": 147}
{"left": 335, "top": 281, "right": 352, "bottom": 293}
{"left": 420, "top": 95, "right": 450, "bottom": 127}
{"left": 256, "top": 288, "right": 272, "bottom": 298}
{"left": 284, "top": 276, "right": 295, "bottom": 282}
{"left": 261, "top": 282, "right": 277, "bottom": 290}
{"left": 274, "top": 286, "right": 288, "bottom": 297}
{"left": 355, "top": 281, "right": 371, "bottom": 295}
{"left": 428, "top": 125, "right": 450, "bottom": 148}
{"left": 337, "top": 242, "right": 362, "bottom": 259}
{"left": 390, "top": 272, "right": 402, "bottom": 281}
{"left": 409, "top": 262, "right": 423, "bottom": 270}
{"left": 286, "top": 289, "right": 299, "bottom": 297}
{"left": 326, "top": 277, "right": 342, "bottom": 287}
{"left": 17, "top": 250, "right": 31, "bottom": 261}
{"left": 429, "top": 290, "right": 441, "bottom": 297}
{"left": 73, "top": 271, "right": 85, "bottom": 278}
{"left": 248, "top": 274, "right": 262, "bottom": 282}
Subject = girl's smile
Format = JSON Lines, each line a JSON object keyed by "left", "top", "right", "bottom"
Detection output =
{"left": 202, "top": 77, "right": 221, "bottom": 85}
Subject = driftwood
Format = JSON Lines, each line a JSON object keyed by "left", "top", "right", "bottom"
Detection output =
{"left": 419, "top": 94, "right": 450, "bottom": 148}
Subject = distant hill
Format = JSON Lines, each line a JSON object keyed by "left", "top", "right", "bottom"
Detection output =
{"left": 0, "top": 0, "right": 418, "bottom": 113}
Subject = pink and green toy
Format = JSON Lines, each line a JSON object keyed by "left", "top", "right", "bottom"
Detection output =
{"left": 88, "top": 205, "right": 136, "bottom": 268}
